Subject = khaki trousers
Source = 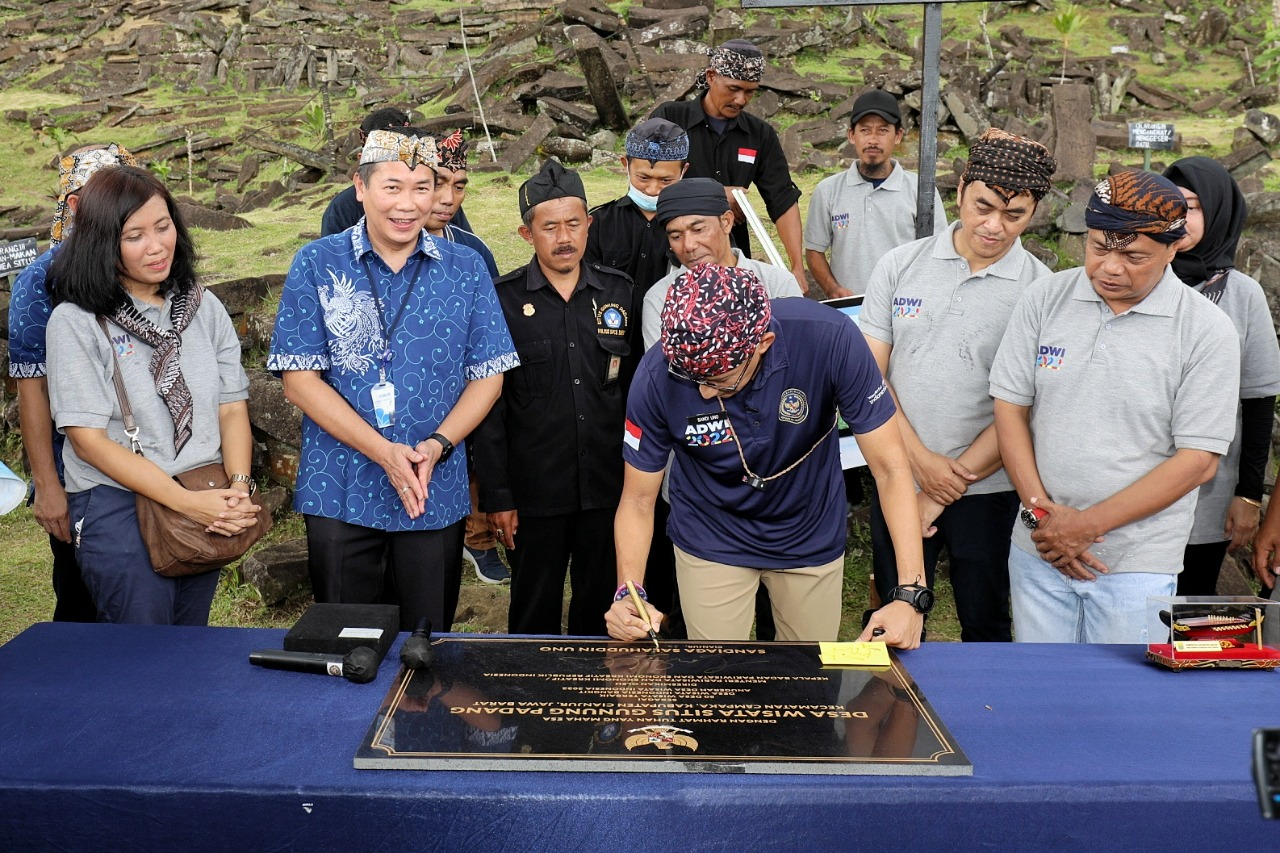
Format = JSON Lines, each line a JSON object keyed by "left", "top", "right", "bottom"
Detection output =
{"left": 673, "top": 547, "right": 843, "bottom": 642}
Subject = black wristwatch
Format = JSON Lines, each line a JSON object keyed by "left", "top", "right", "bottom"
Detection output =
{"left": 426, "top": 432, "right": 454, "bottom": 463}
{"left": 887, "top": 583, "right": 935, "bottom": 615}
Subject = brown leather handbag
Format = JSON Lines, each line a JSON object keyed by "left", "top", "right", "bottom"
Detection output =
{"left": 99, "top": 318, "right": 272, "bottom": 577}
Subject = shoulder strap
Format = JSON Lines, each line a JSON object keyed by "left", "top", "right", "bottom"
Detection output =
{"left": 96, "top": 316, "right": 144, "bottom": 456}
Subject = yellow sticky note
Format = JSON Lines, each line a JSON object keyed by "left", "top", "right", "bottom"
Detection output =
{"left": 819, "top": 641, "right": 891, "bottom": 667}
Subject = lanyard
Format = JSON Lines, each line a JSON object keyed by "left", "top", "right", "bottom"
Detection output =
{"left": 360, "top": 252, "right": 421, "bottom": 383}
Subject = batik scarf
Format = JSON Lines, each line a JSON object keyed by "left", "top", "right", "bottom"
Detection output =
{"left": 108, "top": 285, "right": 204, "bottom": 455}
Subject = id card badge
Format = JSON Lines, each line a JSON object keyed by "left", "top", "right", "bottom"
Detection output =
{"left": 605, "top": 354, "right": 622, "bottom": 385}
{"left": 371, "top": 381, "right": 397, "bottom": 428}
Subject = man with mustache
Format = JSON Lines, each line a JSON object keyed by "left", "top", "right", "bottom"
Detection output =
{"left": 472, "top": 159, "right": 640, "bottom": 636}
{"left": 805, "top": 90, "right": 947, "bottom": 297}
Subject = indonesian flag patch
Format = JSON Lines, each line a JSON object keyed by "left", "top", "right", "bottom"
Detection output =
{"left": 737, "top": 147, "right": 757, "bottom": 164}
{"left": 624, "top": 419, "right": 643, "bottom": 451}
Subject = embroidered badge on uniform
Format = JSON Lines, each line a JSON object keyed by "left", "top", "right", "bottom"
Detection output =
{"left": 737, "top": 148, "right": 757, "bottom": 164}
{"left": 1036, "top": 345, "right": 1067, "bottom": 369}
{"left": 597, "top": 303, "right": 628, "bottom": 336}
{"left": 778, "top": 388, "right": 809, "bottom": 424}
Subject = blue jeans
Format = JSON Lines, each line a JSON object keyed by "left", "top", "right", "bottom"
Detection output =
{"left": 1008, "top": 543, "right": 1175, "bottom": 644}
{"left": 69, "top": 485, "right": 220, "bottom": 625}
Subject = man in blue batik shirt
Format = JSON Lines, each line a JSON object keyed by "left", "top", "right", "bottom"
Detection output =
{"left": 269, "top": 129, "right": 518, "bottom": 631}
{"left": 9, "top": 142, "right": 137, "bottom": 623}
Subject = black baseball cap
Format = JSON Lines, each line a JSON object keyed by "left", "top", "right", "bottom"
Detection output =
{"left": 850, "top": 90, "right": 901, "bottom": 127}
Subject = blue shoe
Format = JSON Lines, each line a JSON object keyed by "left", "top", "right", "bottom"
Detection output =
{"left": 465, "top": 547, "right": 509, "bottom": 584}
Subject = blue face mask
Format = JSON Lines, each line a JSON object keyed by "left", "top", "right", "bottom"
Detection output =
{"left": 627, "top": 183, "right": 660, "bottom": 212}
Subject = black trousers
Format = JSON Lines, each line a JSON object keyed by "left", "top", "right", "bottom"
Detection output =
{"left": 304, "top": 516, "right": 463, "bottom": 632}
{"left": 871, "top": 489, "right": 1018, "bottom": 642}
{"left": 1178, "top": 540, "right": 1230, "bottom": 596}
{"left": 508, "top": 508, "right": 616, "bottom": 637}
{"left": 51, "top": 533, "right": 96, "bottom": 622}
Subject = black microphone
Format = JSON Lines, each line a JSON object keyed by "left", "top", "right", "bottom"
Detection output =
{"left": 400, "top": 617, "right": 435, "bottom": 671}
{"left": 249, "top": 646, "right": 380, "bottom": 684}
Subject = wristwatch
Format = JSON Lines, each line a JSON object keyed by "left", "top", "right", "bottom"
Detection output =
{"left": 887, "top": 583, "right": 935, "bottom": 615}
{"left": 1020, "top": 504, "right": 1047, "bottom": 530}
{"left": 230, "top": 473, "right": 257, "bottom": 496}
{"left": 426, "top": 432, "right": 454, "bottom": 463}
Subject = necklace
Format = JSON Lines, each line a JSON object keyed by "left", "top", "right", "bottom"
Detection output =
{"left": 716, "top": 396, "right": 838, "bottom": 491}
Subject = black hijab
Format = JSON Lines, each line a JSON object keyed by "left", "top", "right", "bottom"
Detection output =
{"left": 1162, "top": 156, "right": 1247, "bottom": 288}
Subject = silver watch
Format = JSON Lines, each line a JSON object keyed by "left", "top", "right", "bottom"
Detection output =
{"left": 230, "top": 473, "right": 257, "bottom": 496}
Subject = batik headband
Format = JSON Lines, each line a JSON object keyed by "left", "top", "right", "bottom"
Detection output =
{"left": 962, "top": 127, "right": 1057, "bottom": 203}
{"left": 359, "top": 129, "right": 438, "bottom": 170}
{"left": 695, "top": 39, "right": 764, "bottom": 89}
{"left": 1085, "top": 169, "right": 1187, "bottom": 249}
{"left": 437, "top": 129, "right": 469, "bottom": 172}
{"left": 661, "top": 263, "right": 771, "bottom": 379}
{"left": 625, "top": 118, "right": 689, "bottom": 164}
{"left": 51, "top": 143, "right": 138, "bottom": 246}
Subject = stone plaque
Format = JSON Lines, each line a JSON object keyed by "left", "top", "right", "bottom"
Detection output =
{"left": 354, "top": 638, "right": 971, "bottom": 775}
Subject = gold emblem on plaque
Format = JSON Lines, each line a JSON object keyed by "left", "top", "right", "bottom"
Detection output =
{"left": 624, "top": 725, "right": 698, "bottom": 752}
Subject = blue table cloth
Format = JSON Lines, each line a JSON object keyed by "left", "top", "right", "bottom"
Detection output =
{"left": 0, "top": 622, "right": 1276, "bottom": 851}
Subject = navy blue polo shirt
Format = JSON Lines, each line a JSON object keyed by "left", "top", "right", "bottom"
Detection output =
{"left": 623, "top": 297, "right": 894, "bottom": 569}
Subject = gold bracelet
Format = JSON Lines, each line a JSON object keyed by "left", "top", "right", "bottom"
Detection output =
{"left": 1237, "top": 496, "right": 1262, "bottom": 509}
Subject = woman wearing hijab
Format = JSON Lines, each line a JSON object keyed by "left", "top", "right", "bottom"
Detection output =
{"left": 45, "top": 165, "right": 260, "bottom": 624}
{"left": 1163, "top": 156, "right": 1280, "bottom": 595}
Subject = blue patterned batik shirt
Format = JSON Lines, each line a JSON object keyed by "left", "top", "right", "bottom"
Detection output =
{"left": 8, "top": 245, "right": 66, "bottom": 482}
{"left": 268, "top": 221, "right": 519, "bottom": 531}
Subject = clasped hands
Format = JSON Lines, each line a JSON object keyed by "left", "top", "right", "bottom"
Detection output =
{"left": 379, "top": 439, "right": 446, "bottom": 519}
{"left": 194, "top": 488, "right": 262, "bottom": 537}
{"left": 1027, "top": 497, "right": 1109, "bottom": 580}
{"left": 910, "top": 448, "right": 975, "bottom": 540}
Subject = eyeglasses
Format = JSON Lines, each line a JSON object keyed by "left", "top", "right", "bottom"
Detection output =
{"left": 667, "top": 354, "right": 753, "bottom": 395}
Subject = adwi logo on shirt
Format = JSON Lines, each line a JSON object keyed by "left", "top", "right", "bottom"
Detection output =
{"left": 111, "top": 332, "right": 135, "bottom": 359}
{"left": 831, "top": 212, "right": 850, "bottom": 230}
{"left": 1036, "top": 345, "right": 1066, "bottom": 370}
{"left": 893, "top": 296, "right": 922, "bottom": 319}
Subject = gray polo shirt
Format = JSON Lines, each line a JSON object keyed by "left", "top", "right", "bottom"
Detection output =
{"left": 989, "top": 265, "right": 1240, "bottom": 573}
{"left": 642, "top": 248, "right": 804, "bottom": 351}
{"left": 47, "top": 289, "right": 250, "bottom": 493}
{"left": 861, "top": 222, "right": 1050, "bottom": 495}
{"left": 1189, "top": 270, "right": 1280, "bottom": 543}
{"left": 803, "top": 160, "right": 948, "bottom": 296}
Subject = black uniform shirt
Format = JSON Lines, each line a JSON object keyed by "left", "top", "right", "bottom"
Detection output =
{"left": 650, "top": 97, "right": 802, "bottom": 258}
{"left": 473, "top": 258, "right": 639, "bottom": 516}
{"left": 586, "top": 195, "right": 674, "bottom": 294}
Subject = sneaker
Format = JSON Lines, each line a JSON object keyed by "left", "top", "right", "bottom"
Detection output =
{"left": 464, "top": 547, "right": 509, "bottom": 584}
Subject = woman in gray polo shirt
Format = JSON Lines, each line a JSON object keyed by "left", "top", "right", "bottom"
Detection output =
{"left": 1163, "top": 157, "right": 1280, "bottom": 596}
{"left": 45, "top": 166, "right": 259, "bottom": 625}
